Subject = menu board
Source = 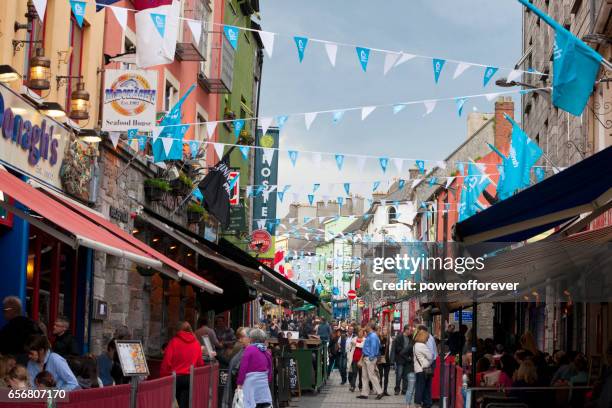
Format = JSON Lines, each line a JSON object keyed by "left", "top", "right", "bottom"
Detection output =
{"left": 115, "top": 340, "right": 150, "bottom": 376}
{"left": 287, "top": 356, "right": 300, "bottom": 396}
{"left": 201, "top": 335, "right": 216, "bottom": 361}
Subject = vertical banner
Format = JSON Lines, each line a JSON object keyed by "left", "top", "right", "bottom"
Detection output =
{"left": 253, "top": 127, "right": 280, "bottom": 237}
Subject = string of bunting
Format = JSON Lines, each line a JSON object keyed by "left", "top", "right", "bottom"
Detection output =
{"left": 94, "top": 1, "right": 545, "bottom": 82}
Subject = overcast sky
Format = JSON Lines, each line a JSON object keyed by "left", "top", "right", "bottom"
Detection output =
{"left": 257, "top": 0, "right": 523, "bottom": 217}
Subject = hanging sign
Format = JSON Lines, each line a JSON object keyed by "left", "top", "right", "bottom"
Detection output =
{"left": 229, "top": 170, "right": 240, "bottom": 205}
{"left": 347, "top": 290, "right": 357, "bottom": 300}
{"left": 102, "top": 69, "right": 158, "bottom": 131}
{"left": 252, "top": 128, "right": 279, "bottom": 237}
{"left": 248, "top": 229, "right": 272, "bottom": 253}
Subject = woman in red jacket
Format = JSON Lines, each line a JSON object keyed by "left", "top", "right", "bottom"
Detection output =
{"left": 161, "top": 321, "right": 204, "bottom": 408}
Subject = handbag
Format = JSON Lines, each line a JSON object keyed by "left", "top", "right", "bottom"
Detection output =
{"left": 357, "top": 356, "right": 364, "bottom": 368}
{"left": 415, "top": 350, "right": 433, "bottom": 378}
{"left": 232, "top": 388, "right": 244, "bottom": 408}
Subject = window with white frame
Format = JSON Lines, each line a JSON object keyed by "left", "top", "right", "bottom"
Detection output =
{"left": 387, "top": 206, "right": 397, "bottom": 224}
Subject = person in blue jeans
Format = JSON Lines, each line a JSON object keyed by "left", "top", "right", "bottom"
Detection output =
{"left": 392, "top": 325, "right": 414, "bottom": 395}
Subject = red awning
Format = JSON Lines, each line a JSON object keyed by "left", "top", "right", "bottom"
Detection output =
{"left": 50, "top": 192, "right": 222, "bottom": 294}
{"left": 0, "top": 169, "right": 221, "bottom": 294}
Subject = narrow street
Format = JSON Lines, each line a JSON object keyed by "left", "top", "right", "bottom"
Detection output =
{"left": 294, "top": 369, "right": 429, "bottom": 408}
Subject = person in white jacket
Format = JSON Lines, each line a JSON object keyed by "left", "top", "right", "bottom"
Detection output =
{"left": 412, "top": 329, "right": 434, "bottom": 408}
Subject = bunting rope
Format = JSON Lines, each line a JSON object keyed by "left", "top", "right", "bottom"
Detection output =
{"left": 95, "top": 2, "right": 546, "bottom": 78}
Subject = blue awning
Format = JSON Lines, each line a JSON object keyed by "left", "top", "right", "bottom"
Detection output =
{"left": 455, "top": 146, "right": 612, "bottom": 244}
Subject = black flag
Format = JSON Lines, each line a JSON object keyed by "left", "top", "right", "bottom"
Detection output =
{"left": 199, "top": 156, "right": 232, "bottom": 228}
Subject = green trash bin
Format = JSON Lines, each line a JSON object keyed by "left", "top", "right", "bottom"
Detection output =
{"left": 290, "top": 342, "right": 326, "bottom": 393}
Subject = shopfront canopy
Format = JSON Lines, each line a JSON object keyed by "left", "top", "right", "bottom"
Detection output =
{"left": 0, "top": 169, "right": 221, "bottom": 294}
{"left": 454, "top": 146, "right": 612, "bottom": 244}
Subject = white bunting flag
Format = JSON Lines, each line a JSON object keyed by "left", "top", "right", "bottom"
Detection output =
{"left": 445, "top": 176, "right": 455, "bottom": 189}
{"left": 151, "top": 127, "right": 163, "bottom": 145}
{"left": 485, "top": 92, "right": 500, "bottom": 102}
{"left": 109, "top": 132, "right": 120, "bottom": 148}
{"left": 262, "top": 148, "right": 275, "bottom": 166}
{"left": 305, "top": 112, "right": 318, "bottom": 130}
{"left": 312, "top": 152, "right": 322, "bottom": 169}
{"left": 259, "top": 117, "right": 273, "bottom": 136}
{"left": 507, "top": 69, "right": 522, "bottom": 83}
{"left": 383, "top": 52, "right": 402, "bottom": 75}
{"left": 423, "top": 100, "right": 437, "bottom": 116}
{"left": 361, "top": 106, "right": 376, "bottom": 120}
{"left": 392, "top": 158, "right": 404, "bottom": 174}
{"left": 206, "top": 122, "right": 217, "bottom": 139}
{"left": 453, "top": 62, "right": 471, "bottom": 79}
{"left": 213, "top": 142, "right": 225, "bottom": 159}
{"left": 411, "top": 179, "right": 422, "bottom": 188}
{"left": 110, "top": 6, "right": 128, "bottom": 32}
{"left": 136, "top": 0, "right": 180, "bottom": 68}
{"left": 161, "top": 137, "right": 174, "bottom": 155}
{"left": 436, "top": 160, "right": 447, "bottom": 170}
{"left": 356, "top": 156, "right": 367, "bottom": 173}
{"left": 395, "top": 53, "right": 416, "bottom": 67}
{"left": 32, "top": 0, "right": 47, "bottom": 21}
{"left": 187, "top": 20, "right": 202, "bottom": 46}
{"left": 259, "top": 31, "right": 275, "bottom": 58}
{"left": 324, "top": 43, "right": 338, "bottom": 67}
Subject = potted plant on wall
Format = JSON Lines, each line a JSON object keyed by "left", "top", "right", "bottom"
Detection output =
{"left": 186, "top": 203, "right": 205, "bottom": 224}
{"left": 144, "top": 178, "right": 171, "bottom": 202}
{"left": 170, "top": 172, "right": 193, "bottom": 196}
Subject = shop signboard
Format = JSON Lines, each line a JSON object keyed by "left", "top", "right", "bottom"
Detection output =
{"left": 229, "top": 171, "right": 239, "bottom": 205}
{"left": 0, "top": 84, "right": 70, "bottom": 189}
{"left": 249, "top": 229, "right": 272, "bottom": 253}
{"left": 252, "top": 128, "right": 279, "bottom": 234}
{"left": 102, "top": 69, "right": 158, "bottom": 131}
{"left": 228, "top": 203, "right": 246, "bottom": 232}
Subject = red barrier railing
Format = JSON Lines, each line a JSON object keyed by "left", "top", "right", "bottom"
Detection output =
{"left": 59, "top": 384, "right": 132, "bottom": 408}
{"left": 137, "top": 376, "right": 174, "bottom": 408}
{"left": 191, "top": 363, "right": 218, "bottom": 408}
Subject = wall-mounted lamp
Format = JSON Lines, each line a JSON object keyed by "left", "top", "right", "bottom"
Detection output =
{"left": 69, "top": 82, "right": 90, "bottom": 121}
{"left": 39, "top": 102, "right": 66, "bottom": 119}
{"left": 27, "top": 48, "right": 51, "bottom": 90}
{"left": 78, "top": 128, "right": 102, "bottom": 143}
{"left": 0, "top": 65, "right": 21, "bottom": 83}
{"left": 14, "top": 0, "right": 39, "bottom": 33}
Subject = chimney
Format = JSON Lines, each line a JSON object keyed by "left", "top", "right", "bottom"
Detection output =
{"left": 409, "top": 168, "right": 420, "bottom": 180}
{"left": 494, "top": 97, "right": 514, "bottom": 155}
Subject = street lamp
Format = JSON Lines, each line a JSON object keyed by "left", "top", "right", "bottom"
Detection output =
{"left": 495, "top": 78, "right": 550, "bottom": 96}
{"left": 389, "top": 219, "right": 412, "bottom": 228}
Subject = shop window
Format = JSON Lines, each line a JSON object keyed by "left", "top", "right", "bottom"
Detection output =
{"left": 196, "top": 112, "right": 207, "bottom": 141}
{"left": 164, "top": 80, "right": 178, "bottom": 112}
{"left": 122, "top": 36, "right": 136, "bottom": 70}
{"left": 65, "top": 17, "right": 84, "bottom": 106}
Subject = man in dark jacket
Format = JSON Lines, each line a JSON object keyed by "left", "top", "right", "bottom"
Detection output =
{"left": 52, "top": 316, "right": 79, "bottom": 357}
{"left": 0, "top": 296, "right": 42, "bottom": 365}
{"left": 392, "top": 325, "right": 414, "bottom": 395}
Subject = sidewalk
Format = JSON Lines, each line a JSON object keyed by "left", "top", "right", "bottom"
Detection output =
{"left": 294, "top": 368, "right": 426, "bottom": 408}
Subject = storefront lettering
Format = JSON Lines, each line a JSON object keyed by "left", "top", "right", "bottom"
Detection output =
{"left": 0, "top": 93, "right": 59, "bottom": 167}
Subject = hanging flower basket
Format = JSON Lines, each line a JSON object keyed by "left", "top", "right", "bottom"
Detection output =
{"left": 144, "top": 178, "right": 170, "bottom": 202}
{"left": 170, "top": 172, "right": 194, "bottom": 196}
{"left": 186, "top": 203, "right": 205, "bottom": 224}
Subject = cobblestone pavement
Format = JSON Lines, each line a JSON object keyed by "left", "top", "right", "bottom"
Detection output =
{"left": 291, "top": 368, "right": 439, "bottom": 408}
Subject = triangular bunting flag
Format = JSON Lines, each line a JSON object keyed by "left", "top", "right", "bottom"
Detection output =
{"left": 304, "top": 112, "right": 317, "bottom": 130}
{"left": 456, "top": 97, "right": 467, "bottom": 116}
{"left": 108, "top": 132, "right": 120, "bottom": 148}
{"left": 239, "top": 146, "right": 249, "bottom": 160}
{"left": 213, "top": 142, "right": 224, "bottom": 159}
{"left": 150, "top": 13, "right": 167, "bottom": 37}
{"left": 288, "top": 150, "right": 299, "bottom": 167}
{"left": 161, "top": 137, "right": 173, "bottom": 156}
{"left": 507, "top": 69, "right": 522, "bottom": 83}
{"left": 372, "top": 181, "right": 381, "bottom": 191}
{"left": 343, "top": 183, "right": 351, "bottom": 195}
{"left": 433, "top": 58, "right": 446, "bottom": 83}
{"left": 436, "top": 160, "right": 447, "bottom": 170}
{"left": 110, "top": 6, "right": 128, "bottom": 31}
{"left": 335, "top": 154, "right": 345, "bottom": 171}
{"left": 277, "top": 191, "right": 285, "bottom": 202}
{"left": 395, "top": 53, "right": 416, "bottom": 67}
{"left": 259, "top": 31, "right": 275, "bottom": 58}
{"left": 224, "top": 26, "right": 239, "bottom": 49}
{"left": 453, "top": 62, "right": 471, "bottom": 79}
{"left": 416, "top": 160, "right": 426, "bottom": 174}
{"left": 233, "top": 119, "right": 245, "bottom": 140}
{"left": 411, "top": 178, "right": 421, "bottom": 188}
{"left": 485, "top": 93, "right": 500, "bottom": 102}
{"left": 188, "top": 140, "right": 199, "bottom": 158}
{"left": 393, "top": 104, "right": 407, "bottom": 114}
{"left": 187, "top": 20, "right": 202, "bottom": 46}
{"left": 383, "top": 52, "right": 402, "bottom": 75}
{"left": 259, "top": 117, "right": 273, "bottom": 136}
{"left": 313, "top": 183, "right": 320, "bottom": 192}
{"left": 379, "top": 157, "right": 389, "bottom": 173}
{"left": 151, "top": 126, "right": 162, "bottom": 145}
{"left": 361, "top": 106, "right": 376, "bottom": 120}
{"left": 483, "top": 66, "right": 499, "bottom": 87}
{"left": 424, "top": 100, "right": 437, "bottom": 116}
{"left": 332, "top": 110, "right": 345, "bottom": 124}
{"left": 275, "top": 115, "right": 288, "bottom": 130}
{"left": 356, "top": 47, "right": 371, "bottom": 72}
{"left": 294, "top": 36, "right": 308, "bottom": 62}
{"left": 70, "top": 1, "right": 86, "bottom": 28}
{"left": 324, "top": 42, "right": 338, "bottom": 67}
{"left": 308, "top": 194, "right": 315, "bottom": 205}
{"left": 392, "top": 158, "right": 403, "bottom": 174}
{"left": 206, "top": 122, "right": 217, "bottom": 139}
{"left": 445, "top": 176, "right": 455, "bottom": 189}
{"left": 398, "top": 179, "right": 406, "bottom": 190}
{"left": 32, "top": 0, "right": 47, "bottom": 21}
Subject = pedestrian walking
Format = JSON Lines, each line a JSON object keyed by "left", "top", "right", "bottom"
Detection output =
{"left": 222, "top": 327, "right": 250, "bottom": 408}
{"left": 160, "top": 321, "right": 204, "bottom": 408}
{"left": 392, "top": 324, "right": 414, "bottom": 395}
{"left": 347, "top": 327, "right": 364, "bottom": 392}
{"left": 237, "top": 328, "right": 273, "bottom": 408}
{"left": 357, "top": 322, "right": 384, "bottom": 400}
{"left": 338, "top": 328, "right": 348, "bottom": 384}
{"left": 413, "top": 329, "right": 434, "bottom": 408}
{"left": 377, "top": 326, "right": 392, "bottom": 396}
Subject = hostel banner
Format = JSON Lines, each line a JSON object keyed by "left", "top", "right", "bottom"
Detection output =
{"left": 102, "top": 69, "right": 158, "bottom": 131}
{"left": 253, "top": 128, "right": 279, "bottom": 235}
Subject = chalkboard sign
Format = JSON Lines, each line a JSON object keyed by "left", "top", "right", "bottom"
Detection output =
{"left": 287, "top": 356, "right": 300, "bottom": 396}
{"left": 219, "top": 369, "right": 229, "bottom": 387}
